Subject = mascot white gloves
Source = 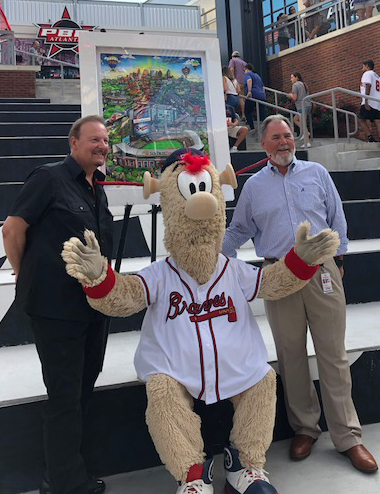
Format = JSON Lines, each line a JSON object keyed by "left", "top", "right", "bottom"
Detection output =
{"left": 62, "top": 222, "right": 338, "bottom": 287}
{"left": 62, "top": 229, "right": 107, "bottom": 285}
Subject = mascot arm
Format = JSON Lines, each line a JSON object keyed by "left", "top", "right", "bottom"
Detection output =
{"left": 258, "top": 221, "right": 340, "bottom": 300}
{"left": 85, "top": 270, "right": 146, "bottom": 317}
{"left": 61, "top": 229, "right": 146, "bottom": 317}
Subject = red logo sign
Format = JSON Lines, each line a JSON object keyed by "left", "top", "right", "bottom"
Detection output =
{"left": 36, "top": 6, "right": 95, "bottom": 58}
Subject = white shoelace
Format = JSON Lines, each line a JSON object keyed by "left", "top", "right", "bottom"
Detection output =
{"left": 236, "top": 468, "right": 270, "bottom": 489}
{"left": 182, "top": 479, "right": 206, "bottom": 494}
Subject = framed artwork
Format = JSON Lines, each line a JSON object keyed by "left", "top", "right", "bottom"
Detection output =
{"left": 78, "top": 30, "right": 233, "bottom": 205}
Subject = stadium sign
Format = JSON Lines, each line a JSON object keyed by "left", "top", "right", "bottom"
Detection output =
{"left": 36, "top": 7, "right": 95, "bottom": 58}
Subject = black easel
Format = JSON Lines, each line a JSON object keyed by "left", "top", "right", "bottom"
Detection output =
{"left": 101, "top": 203, "right": 159, "bottom": 369}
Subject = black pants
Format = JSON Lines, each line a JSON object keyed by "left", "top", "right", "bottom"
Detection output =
{"left": 244, "top": 98, "right": 266, "bottom": 130}
{"left": 32, "top": 317, "right": 107, "bottom": 494}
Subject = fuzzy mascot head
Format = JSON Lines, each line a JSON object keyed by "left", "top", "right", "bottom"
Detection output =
{"left": 144, "top": 148, "right": 237, "bottom": 285}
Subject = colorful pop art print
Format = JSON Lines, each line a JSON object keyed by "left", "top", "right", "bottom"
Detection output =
{"left": 78, "top": 31, "right": 232, "bottom": 204}
{"left": 100, "top": 53, "right": 209, "bottom": 184}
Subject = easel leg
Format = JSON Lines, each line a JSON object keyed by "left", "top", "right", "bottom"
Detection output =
{"left": 101, "top": 204, "right": 132, "bottom": 371}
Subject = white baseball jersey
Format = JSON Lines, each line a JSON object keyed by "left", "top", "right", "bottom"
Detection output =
{"left": 360, "top": 70, "right": 380, "bottom": 110}
{"left": 134, "top": 254, "right": 271, "bottom": 405}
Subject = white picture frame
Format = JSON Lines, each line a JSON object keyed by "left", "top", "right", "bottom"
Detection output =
{"left": 78, "top": 30, "right": 234, "bottom": 205}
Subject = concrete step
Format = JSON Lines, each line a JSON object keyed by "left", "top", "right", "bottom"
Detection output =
{"left": 0, "top": 136, "right": 69, "bottom": 157}
{"left": 330, "top": 169, "right": 380, "bottom": 201}
{"left": 0, "top": 103, "right": 80, "bottom": 112}
{"left": 357, "top": 157, "right": 380, "bottom": 168}
{"left": 0, "top": 123, "right": 72, "bottom": 137}
{"left": 2, "top": 300, "right": 380, "bottom": 407}
{"left": 308, "top": 141, "right": 380, "bottom": 171}
{"left": 22, "top": 426, "right": 380, "bottom": 494}
{"left": 1, "top": 311, "right": 380, "bottom": 494}
{"left": 2, "top": 238, "right": 380, "bottom": 347}
{"left": 0, "top": 98, "right": 50, "bottom": 104}
{"left": 0, "top": 111, "right": 81, "bottom": 122}
{"left": 0, "top": 156, "right": 66, "bottom": 182}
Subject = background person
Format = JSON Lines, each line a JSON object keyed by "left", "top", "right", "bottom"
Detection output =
{"left": 358, "top": 59, "right": 380, "bottom": 142}
{"left": 222, "top": 66, "right": 240, "bottom": 111}
{"left": 2, "top": 115, "right": 114, "bottom": 494}
{"left": 243, "top": 63, "right": 266, "bottom": 131}
{"left": 277, "top": 13, "right": 292, "bottom": 51}
{"left": 354, "top": 0, "right": 375, "bottom": 21}
{"left": 28, "top": 39, "right": 42, "bottom": 66}
{"left": 286, "top": 71, "right": 312, "bottom": 147}
{"left": 303, "top": 0, "right": 323, "bottom": 40}
{"left": 222, "top": 114, "right": 378, "bottom": 474}
{"left": 226, "top": 104, "right": 248, "bottom": 151}
{"left": 228, "top": 51, "right": 247, "bottom": 120}
{"left": 287, "top": 6, "right": 297, "bottom": 44}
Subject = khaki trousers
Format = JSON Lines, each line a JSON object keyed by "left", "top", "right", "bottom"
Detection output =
{"left": 264, "top": 258, "right": 362, "bottom": 452}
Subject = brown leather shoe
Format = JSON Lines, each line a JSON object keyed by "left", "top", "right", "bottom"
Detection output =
{"left": 341, "top": 445, "right": 378, "bottom": 473}
{"left": 289, "top": 434, "right": 317, "bottom": 461}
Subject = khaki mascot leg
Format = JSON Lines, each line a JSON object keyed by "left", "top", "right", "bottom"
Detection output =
{"left": 229, "top": 368, "right": 276, "bottom": 469}
{"left": 146, "top": 373, "right": 205, "bottom": 482}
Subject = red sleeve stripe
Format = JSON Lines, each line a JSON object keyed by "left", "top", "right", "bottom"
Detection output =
{"left": 83, "top": 264, "right": 115, "bottom": 299}
{"left": 135, "top": 274, "right": 150, "bottom": 306}
{"left": 248, "top": 266, "right": 262, "bottom": 301}
{"left": 285, "top": 248, "right": 318, "bottom": 280}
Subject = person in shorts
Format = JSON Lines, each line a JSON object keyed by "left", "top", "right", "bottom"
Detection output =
{"left": 354, "top": 0, "right": 375, "bottom": 21}
{"left": 287, "top": 72, "right": 312, "bottom": 147}
{"left": 277, "top": 13, "right": 291, "bottom": 51}
{"left": 226, "top": 104, "right": 248, "bottom": 152}
{"left": 358, "top": 59, "right": 380, "bottom": 142}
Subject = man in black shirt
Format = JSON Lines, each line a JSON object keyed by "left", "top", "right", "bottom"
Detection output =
{"left": 2, "top": 115, "right": 114, "bottom": 494}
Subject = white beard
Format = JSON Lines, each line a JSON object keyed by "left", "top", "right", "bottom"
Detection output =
{"left": 271, "top": 149, "right": 294, "bottom": 167}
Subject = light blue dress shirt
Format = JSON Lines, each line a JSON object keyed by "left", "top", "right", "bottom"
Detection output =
{"left": 222, "top": 158, "right": 348, "bottom": 259}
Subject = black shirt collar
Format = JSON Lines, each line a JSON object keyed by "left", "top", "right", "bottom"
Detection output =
{"left": 63, "top": 154, "right": 106, "bottom": 182}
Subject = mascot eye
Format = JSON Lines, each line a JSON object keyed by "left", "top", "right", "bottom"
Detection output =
{"left": 177, "top": 170, "right": 212, "bottom": 199}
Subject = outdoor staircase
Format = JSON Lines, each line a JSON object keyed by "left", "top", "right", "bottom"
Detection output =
{"left": 1, "top": 99, "right": 380, "bottom": 494}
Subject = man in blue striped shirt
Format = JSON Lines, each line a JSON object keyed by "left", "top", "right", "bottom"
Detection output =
{"left": 222, "top": 114, "right": 377, "bottom": 473}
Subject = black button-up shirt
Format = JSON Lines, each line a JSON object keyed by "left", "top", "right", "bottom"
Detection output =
{"left": 12, "top": 155, "right": 114, "bottom": 321}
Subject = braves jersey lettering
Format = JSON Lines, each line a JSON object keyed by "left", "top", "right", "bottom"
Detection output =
{"left": 134, "top": 254, "right": 270, "bottom": 404}
{"left": 166, "top": 291, "right": 227, "bottom": 320}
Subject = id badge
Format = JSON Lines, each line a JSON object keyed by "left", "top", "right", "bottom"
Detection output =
{"left": 321, "top": 272, "right": 333, "bottom": 294}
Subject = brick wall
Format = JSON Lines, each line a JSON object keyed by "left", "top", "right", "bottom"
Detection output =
{"left": 267, "top": 19, "right": 380, "bottom": 111}
{"left": 0, "top": 70, "right": 36, "bottom": 98}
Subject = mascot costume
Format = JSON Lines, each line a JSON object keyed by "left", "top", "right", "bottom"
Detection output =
{"left": 62, "top": 149, "right": 339, "bottom": 494}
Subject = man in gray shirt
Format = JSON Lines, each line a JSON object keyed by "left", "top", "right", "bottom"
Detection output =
{"left": 287, "top": 72, "right": 312, "bottom": 146}
{"left": 28, "top": 40, "right": 42, "bottom": 66}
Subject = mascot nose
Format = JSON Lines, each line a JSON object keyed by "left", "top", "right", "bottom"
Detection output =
{"left": 185, "top": 192, "right": 218, "bottom": 220}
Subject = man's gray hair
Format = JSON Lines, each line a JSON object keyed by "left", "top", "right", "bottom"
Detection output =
{"left": 261, "top": 114, "right": 293, "bottom": 139}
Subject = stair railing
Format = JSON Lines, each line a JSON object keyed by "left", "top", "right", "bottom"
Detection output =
{"left": 301, "top": 87, "right": 380, "bottom": 146}
{"left": 14, "top": 49, "right": 79, "bottom": 103}
{"left": 264, "top": 86, "right": 359, "bottom": 144}
{"left": 239, "top": 94, "right": 300, "bottom": 143}
{"left": 264, "top": 0, "right": 348, "bottom": 55}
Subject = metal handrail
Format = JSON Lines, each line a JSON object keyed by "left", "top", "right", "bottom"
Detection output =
{"left": 301, "top": 87, "right": 380, "bottom": 145}
{"left": 239, "top": 94, "right": 300, "bottom": 142}
{"left": 15, "top": 49, "right": 79, "bottom": 102}
{"left": 264, "top": 86, "right": 359, "bottom": 144}
{"left": 15, "top": 49, "right": 79, "bottom": 69}
{"left": 265, "top": 0, "right": 348, "bottom": 54}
